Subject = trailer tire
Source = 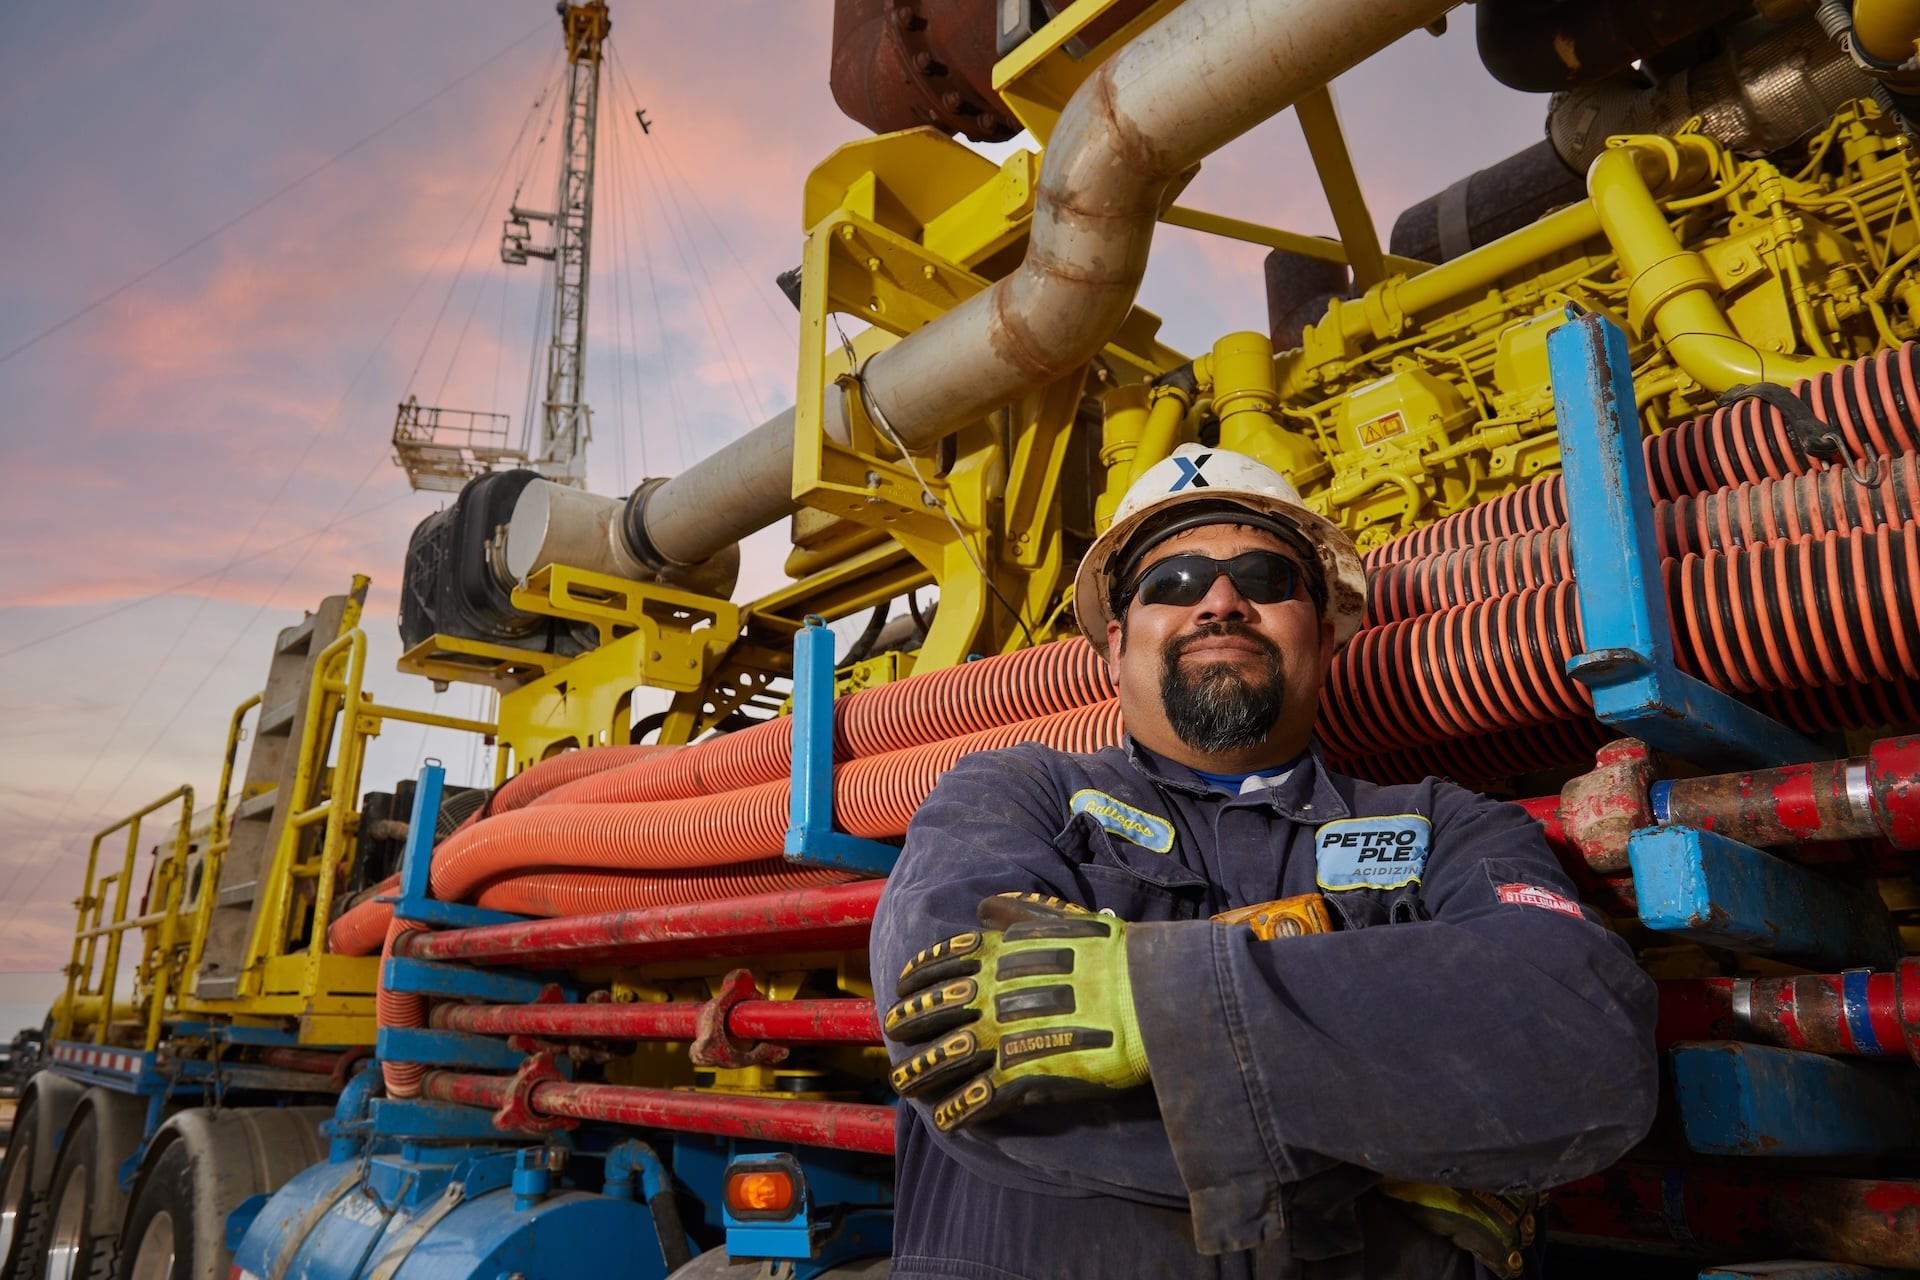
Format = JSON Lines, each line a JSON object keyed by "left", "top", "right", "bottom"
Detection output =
{"left": 2, "top": 1076, "right": 84, "bottom": 1280}
{"left": 40, "top": 1091, "right": 144, "bottom": 1280}
{"left": 119, "top": 1108, "right": 328, "bottom": 1280}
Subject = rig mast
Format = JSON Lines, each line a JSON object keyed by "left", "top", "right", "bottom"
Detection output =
{"left": 392, "top": 0, "right": 611, "bottom": 492}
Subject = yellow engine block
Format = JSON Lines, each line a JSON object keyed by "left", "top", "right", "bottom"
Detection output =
{"left": 1260, "top": 101, "right": 1920, "bottom": 549}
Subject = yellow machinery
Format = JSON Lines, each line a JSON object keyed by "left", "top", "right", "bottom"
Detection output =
{"left": 55, "top": 579, "right": 494, "bottom": 1049}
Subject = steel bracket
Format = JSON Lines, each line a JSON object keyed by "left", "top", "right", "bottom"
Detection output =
{"left": 783, "top": 619, "right": 899, "bottom": 874}
{"left": 1629, "top": 825, "right": 1900, "bottom": 970}
{"left": 1547, "top": 311, "right": 1827, "bottom": 769}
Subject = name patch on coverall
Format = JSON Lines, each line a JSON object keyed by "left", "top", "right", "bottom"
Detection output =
{"left": 1069, "top": 790, "right": 1175, "bottom": 854}
{"left": 1315, "top": 814, "right": 1430, "bottom": 891}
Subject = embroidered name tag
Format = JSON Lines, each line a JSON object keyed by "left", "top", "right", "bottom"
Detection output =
{"left": 1315, "top": 814, "right": 1430, "bottom": 891}
{"left": 1070, "top": 789, "right": 1175, "bottom": 854}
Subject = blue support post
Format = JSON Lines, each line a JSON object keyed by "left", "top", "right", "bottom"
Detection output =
{"left": 1547, "top": 311, "right": 1826, "bottom": 769}
{"left": 391, "top": 761, "right": 527, "bottom": 930}
{"left": 1669, "top": 1043, "right": 1920, "bottom": 1157}
{"left": 1629, "top": 827, "right": 1899, "bottom": 970}
{"left": 783, "top": 619, "right": 899, "bottom": 874}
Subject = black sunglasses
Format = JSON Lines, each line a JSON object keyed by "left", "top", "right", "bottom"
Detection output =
{"left": 1122, "top": 550, "right": 1305, "bottom": 610}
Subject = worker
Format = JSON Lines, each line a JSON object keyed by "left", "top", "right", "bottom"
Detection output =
{"left": 872, "top": 444, "right": 1659, "bottom": 1279}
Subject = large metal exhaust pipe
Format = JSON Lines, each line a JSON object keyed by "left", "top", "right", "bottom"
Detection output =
{"left": 513, "top": 0, "right": 1456, "bottom": 583}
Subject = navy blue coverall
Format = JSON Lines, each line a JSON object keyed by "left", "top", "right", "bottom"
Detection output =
{"left": 870, "top": 739, "right": 1659, "bottom": 1280}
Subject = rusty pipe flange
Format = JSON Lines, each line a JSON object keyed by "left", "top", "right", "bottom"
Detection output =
{"left": 831, "top": 0, "right": 1018, "bottom": 142}
{"left": 691, "top": 969, "right": 791, "bottom": 1069}
{"left": 493, "top": 1051, "right": 578, "bottom": 1134}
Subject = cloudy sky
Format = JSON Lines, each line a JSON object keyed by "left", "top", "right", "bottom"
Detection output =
{"left": 0, "top": 2, "right": 1541, "bottom": 992}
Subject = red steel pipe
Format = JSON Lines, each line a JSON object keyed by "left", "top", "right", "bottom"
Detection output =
{"left": 1656, "top": 958, "right": 1920, "bottom": 1061}
{"left": 421, "top": 1070, "right": 897, "bottom": 1155}
{"left": 1551, "top": 1162, "right": 1920, "bottom": 1268}
{"left": 430, "top": 997, "right": 882, "bottom": 1044}
{"left": 398, "top": 879, "right": 885, "bottom": 969}
{"left": 1657, "top": 734, "right": 1920, "bottom": 850}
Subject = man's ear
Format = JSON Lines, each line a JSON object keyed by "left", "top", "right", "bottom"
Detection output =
{"left": 1317, "top": 617, "right": 1337, "bottom": 679}
{"left": 1106, "top": 616, "right": 1126, "bottom": 664}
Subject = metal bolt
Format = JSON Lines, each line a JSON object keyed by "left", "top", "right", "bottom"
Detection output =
{"left": 865, "top": 256, "right": 881, "bottom": 271}
{"left": 922, "top": 264, "right": 936, "bottom": 280}
{"left": 942, "top": 90, "right": 964, "bottom": 112}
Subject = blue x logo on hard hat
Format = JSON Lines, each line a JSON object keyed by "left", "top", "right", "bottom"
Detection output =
{"left": 1170, "top": 453, "right": 1213, "bottom": 491}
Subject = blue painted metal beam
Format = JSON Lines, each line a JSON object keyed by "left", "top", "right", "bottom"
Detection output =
{"left": 374, "top": 1026, "right": 526, "bottom": 1071}
{"left": 783, "top": 618, "right": 899, "bottom": 874}
{"left": 369, "top": 1097, "right": 535, "bottom": 1141}
{"left": 380, "top": 956, "right": 566, "bottom": 1003}
{"left": 1670, "top": 1043, "right": 1920, "bottom": 1157}
{"left": 1630, "top": 826, "right": 1899, "bottom": 970}
{"left": 1547, "top": 311, "right": 1826, "bottom": 769}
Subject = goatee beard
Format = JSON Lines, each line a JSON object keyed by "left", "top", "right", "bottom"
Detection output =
{"left": 1159, "top": 623, "right": 1285, "bottom": 755}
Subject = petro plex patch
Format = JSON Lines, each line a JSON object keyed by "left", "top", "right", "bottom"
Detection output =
{"left": 1314, "top": 814, "right": 1431, "bottom": 892}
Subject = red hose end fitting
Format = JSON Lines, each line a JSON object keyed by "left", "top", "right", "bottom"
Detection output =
{"left": 691, "top": 969, "right": 790, "bottom": 1069}
{"left": 1868, "top": 735, "right": 1920, "bottom": 850}
{"left": 495, "top": 1052, "right": 577, "bottom": 1134}
{"left": 1559, "top": 739, "right": 1654, "bottom": 874}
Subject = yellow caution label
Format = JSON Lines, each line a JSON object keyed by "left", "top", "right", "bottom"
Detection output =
{"left": 1357, "top": 410, "right": 1409, "bottom": 447}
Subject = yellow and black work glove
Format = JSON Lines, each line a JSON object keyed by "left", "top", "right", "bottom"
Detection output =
{"left": 882, "top": 892, "right": 1151, "bottom": 1132}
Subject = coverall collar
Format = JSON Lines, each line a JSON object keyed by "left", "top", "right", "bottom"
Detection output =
{"left": 1123, "top": 734, "right": 1352, "bottom": 824}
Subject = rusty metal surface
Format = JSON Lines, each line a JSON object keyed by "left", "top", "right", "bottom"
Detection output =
{"left": 638, "top": 0, "right": 1455, "bottom": 569}
{"left": 1551, "top": 1163, "right": 1920, "bottom": 1268}
{"left": 1560, "top": 738, "right": 1654, "bottom": 873}
{"left": 830, "top": 0, "right": 1018, "bottom": 142}
{"left": 1664, "top": 758, "right": 1882, "bottom": 849}
{"left": 400, "top": 879, "right": 884, "bottom": 968}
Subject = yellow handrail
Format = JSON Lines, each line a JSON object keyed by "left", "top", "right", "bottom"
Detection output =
{"left": 57, "top": 785, "right": 194, "bottom": 1047}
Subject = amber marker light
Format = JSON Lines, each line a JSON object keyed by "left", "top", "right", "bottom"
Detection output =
{"left": 724, "top": 1160, "right": 801, "bottom": 1219}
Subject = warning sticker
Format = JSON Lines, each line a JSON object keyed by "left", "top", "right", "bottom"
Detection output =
{"left": 1356, "top": 411, "right": 1409, "bottom": 447}
{"left": 1495, "top": 883, "right": 1586, "bottom": 920}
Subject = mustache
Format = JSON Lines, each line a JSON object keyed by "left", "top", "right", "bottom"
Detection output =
{"left": 1164, "top": 621, "right": 1282, "bottom": 666}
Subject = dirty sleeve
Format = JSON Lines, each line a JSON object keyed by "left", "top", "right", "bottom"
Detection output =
{"left": 872, "top": 747, "right": 1197, "bottom": 1208}
{"left": 1125, "top": 783, "right": 1659, "bottom": 1254}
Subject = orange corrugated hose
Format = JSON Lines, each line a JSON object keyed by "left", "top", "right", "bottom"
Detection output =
{"left": 371, "top": 699, "right": 1125, "bottom": 1092}
{"left": 531, "top": 639, "right": 1110, "bottom": 808}
{"left": 378, "top": 915, "right": 430, "bottom": 1095}
{"left": 470, "top": 861, "right": 859, "bottom": 916}
{"left": 328, "top": 744, "right": 678, "bottom": 955}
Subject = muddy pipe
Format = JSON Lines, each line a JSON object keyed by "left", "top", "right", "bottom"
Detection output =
{"left": 512, "top": 0, "right": 1457, "bottom": 582}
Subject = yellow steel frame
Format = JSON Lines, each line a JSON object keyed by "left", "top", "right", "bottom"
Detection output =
{"left": 29, "top": 580, "right": 504, "bottom": 1047}
{"left": 56, "top": 788, "right": 195, "bottom": 1049}
{"left": 491, "top": 565, "right": 742, "bottom": 766}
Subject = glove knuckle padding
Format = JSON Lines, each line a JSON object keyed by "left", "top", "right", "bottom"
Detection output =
{"left": 994, "top": 946, "right": 1075, "bottom": 980}
{"left": 897, "top": 931, "right": 982, "bottom": 990}
{"left": 994, "top": 985, "right": 1077, "bottom": 1020}
{"left": 884, "top": 976, "right": 981, "bottom": 1040}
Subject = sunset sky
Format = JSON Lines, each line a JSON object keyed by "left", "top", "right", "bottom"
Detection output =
{"left": 0, "top": 1, "right": 1541, "bottom": 995}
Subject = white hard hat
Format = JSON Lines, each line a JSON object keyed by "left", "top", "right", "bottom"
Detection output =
{"left": 1072, "top": 443, "right": 1366, "bottom": 659}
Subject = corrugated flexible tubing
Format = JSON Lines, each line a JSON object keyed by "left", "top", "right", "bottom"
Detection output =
{"left": 1366, "top": 342, "right": 1920, "bottom": 569}
{"left": 531, "top": 637, "right": 1111, "bottom": 808}
{"left": 1366, "top": 454, "right": 1920, "bottom": 625}
{"left": 374, "top": 701, "right": 1121, "bottom": 1094}
{"left": 327, "top": 743, "right": 678, "bottom": 956}
{"left": 1324, "top": 522, "right": 1920, "bottom": 761}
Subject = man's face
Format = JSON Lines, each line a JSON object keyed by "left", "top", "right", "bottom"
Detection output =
{"left": 1104, "top": 522, "right": 1336, "bottom": 769}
